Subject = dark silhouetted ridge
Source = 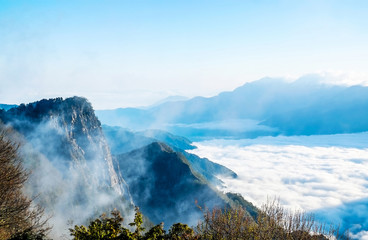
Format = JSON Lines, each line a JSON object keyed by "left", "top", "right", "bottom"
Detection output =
{"left": 116, "top": 142, "right": 234, "bottom": 227}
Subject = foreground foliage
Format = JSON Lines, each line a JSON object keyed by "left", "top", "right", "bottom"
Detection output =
{"left": 196, "top": 199, "right": 349, "bottom": 240}
{"left": 0, "top": 130, "right": 48, "bottom": 240}
{"left": 70, "top": 200, "right": 349, "bottom": 240}
{"left": 70, "top": 207, "right": 195, "bottom": 240}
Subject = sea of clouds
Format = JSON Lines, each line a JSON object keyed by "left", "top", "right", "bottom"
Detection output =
{"left": 189, "top": 132, "right": 368, "bottom": 238}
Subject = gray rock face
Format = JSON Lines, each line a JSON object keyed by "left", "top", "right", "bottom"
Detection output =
{"left": 0, "top": 97, "right": 134, "bottom": 237}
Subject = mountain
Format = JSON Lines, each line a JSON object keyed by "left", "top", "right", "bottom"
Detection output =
{"left": 2, "top": 94, "right": 351, "bottom": 240}
{"left": 0, "top": 103, "right": 18, "bottom": 111}
{"left": 0, "top": 97, "right": 134, "bottom": 237}
{"left": 262, "top": 85, "right": 368, "bottom": 135}
{"left": 180, "top": 150, "right": 237, "bottom": 186}
{"left": 148, "top": 95, "right": 189, "bottom": 108}
{"left": 96, "top": 75, "right": 368, "bottom": 139}
{"left": 115, "top": 142, "right": 253, "bottom": 227}
{"left": 0, "top": 96, "right": 253, "bottom": 235}
{"left": 102, "top": 125, "right": 236, "bottom": 186}
{"left": 102, "top": 125, "right": 195, "bottom": 154}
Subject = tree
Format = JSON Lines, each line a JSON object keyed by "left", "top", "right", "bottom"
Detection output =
{"left": 195, "top": 199, "right": 349, "bottom": 240}
{"left": 167, "top": 223, "right": 196, "bottom": 240}
{"left": 70, "top": 208, "right": 148, "bottom": 240}
{"left": 196, "top": 206, "right": 254, "bottom": 240}
{"left": 143, "top": 223, "right": 165, "bottom": 240}
{"left": 0, "top": 129, "right": 48, "bottom": 240}
{"left": 129, "top": 207, "right": 145, "bottom": 239}
{"left": 70, "top": 209, "right": 133, "bottom": 240}
{"left": 70, "top": 208, "right": 198, "bottom": 240}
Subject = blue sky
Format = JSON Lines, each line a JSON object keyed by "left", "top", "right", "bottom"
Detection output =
{"left": 1, "top": 0, "right": 367, "bottom": 109}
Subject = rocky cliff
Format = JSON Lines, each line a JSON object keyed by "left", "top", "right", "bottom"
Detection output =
{"left": 0, "top": 97, "right": 134, "bottom": 237}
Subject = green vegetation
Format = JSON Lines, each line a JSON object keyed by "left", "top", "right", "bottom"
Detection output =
{"left": 70, "top": 208, "right": 195, "bottom": 240}
{"left": 70, "top": 200, "right": 349, "bottom": 240}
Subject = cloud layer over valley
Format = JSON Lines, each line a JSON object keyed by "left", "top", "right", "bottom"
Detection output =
{"left": 189, "top": 133, "right": 368, "bottom": 235}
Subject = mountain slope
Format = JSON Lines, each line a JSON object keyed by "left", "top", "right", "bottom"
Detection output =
{"left": 102, "top": 125, "right": 236, "bottom": 186}
{"left": 102, "top": 125, "right": 195, "bottom": 154}
{"left": 116, "top": 142, "right": 242, "bottom": 227}
{"left": 262, "top": 85, "right": 368, "bottom": 135}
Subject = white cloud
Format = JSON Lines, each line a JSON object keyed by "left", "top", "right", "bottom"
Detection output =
{"left": 189, "top": 133, "right": 368, "bottom": 234}
{"left": 317, "top": 71, "right": 368, "bottom": 87}
{"left": 350, "top": 230, "right": 368, "bottom": 240}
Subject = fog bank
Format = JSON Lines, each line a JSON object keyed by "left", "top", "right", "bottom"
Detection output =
{"left": 189, "top": 133, "right": 368, "bottom": 236}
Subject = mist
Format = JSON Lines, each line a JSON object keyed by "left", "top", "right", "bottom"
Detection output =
{"left": 0, "top": 98, "right": 135, "bottom": 238}
{"left": 24, "top": 119, "right": 134, "bottom": 238}
{"left": 189, "top": 132, "right": 368, "bottom": 237}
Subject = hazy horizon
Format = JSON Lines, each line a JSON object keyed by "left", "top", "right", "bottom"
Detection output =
{"left": 1, "top": 1, "right": 368, "bottom": 109}
{"left": 1, "top": 73, "right": 368, "bottom": 110}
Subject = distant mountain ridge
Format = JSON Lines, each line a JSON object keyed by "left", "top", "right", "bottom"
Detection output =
{"left": 148, "top": 95, "right": 189, "bottom": 108}
{"left": 0, "top": 103, "right": 17, "bottom": 111}
{"left": 96, "top": 75, "right": 368, "bottom": 139}
{"left": 102, "top": 125, "right": 195, "bottom": 154}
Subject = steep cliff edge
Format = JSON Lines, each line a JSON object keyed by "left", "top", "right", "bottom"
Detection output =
{"left": 0, "top": 97, "right": 134, "bottom": 237}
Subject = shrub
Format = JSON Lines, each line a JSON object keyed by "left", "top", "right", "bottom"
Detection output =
{"left": 196, "top": 198, "right": 349, "bottom": 240}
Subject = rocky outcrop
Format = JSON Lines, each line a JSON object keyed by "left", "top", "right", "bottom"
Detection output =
{"left": 0, "top": 97, "right": 134, "bottom": 237}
